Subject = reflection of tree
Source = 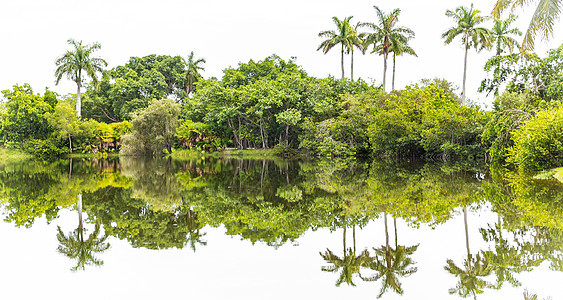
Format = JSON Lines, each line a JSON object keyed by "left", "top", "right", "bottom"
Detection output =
{"left": 56, "top": 194, "right": 110, "bottom": 271}
{"left": 362, "top": 213, "right": 418, "bottom": 297}
{"left": 320, "top": 226, "right": 371, "bottom": 286}
{"left": 185, "top": 208, "right": 206, "bottom": 252}
{"left": 479, "top": 219, "right": 523, "bottom": 289}
{"left": 444, "top": 207, "right": 493, "bottom": 299}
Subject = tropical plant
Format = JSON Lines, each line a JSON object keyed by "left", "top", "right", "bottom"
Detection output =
{"left": 386, "top": 35, "right": 417, "bottom": 91}
{"left": 183, "top": 51, "right": 206, "bottom": 95}
{"left": 491, "top": 15, "right": 522, "bottom": 55}
{"left": 442, "top": 5, "right": 492, "bottom": 103}
{"left": 350, "top": 22, "right": 366, "bottom": 81}
{"left": 317, "top": 16, "right": 357, "bottom": 79}
{"left": 362, "top": 6, "right": 414, "bottom": 92}
{"left": 55, "top": 39, "right": 107, "bottom": 117}
{"left": 493, "top": 0, "right": 562, "bottom": 52}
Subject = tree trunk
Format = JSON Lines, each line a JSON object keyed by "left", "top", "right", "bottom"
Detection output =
{"left": 464, "top": 206, "right": 470, "bottom": 258}
{"left": 462, "top": 45, "right": 469, "bottom": 104}
{"left": 343, "top": 226, "right": 347, "bottom": 252}
{"left": 351, "top": 48, "right": 354, "bottom": 81}
{"left": 383, "top": 52, "right": 388, "bottom": 92}
{"left": 68, "top": 133, "right": 73, "bottom": 154}
{"left": 394, "top": 217, "right": 398, "bottom": 248}
{"left": 341, "top": 45, "right": 345, "bottom": 80}
{"left": 392, "top": 53, "right": 396, "bottom": 91}
{"left": 76, "top": 82, "right": 82, "bottom": 118}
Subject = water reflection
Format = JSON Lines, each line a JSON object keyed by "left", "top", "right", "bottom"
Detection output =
{"left": 0, "top": 156, "right": 563, "bottom": 298}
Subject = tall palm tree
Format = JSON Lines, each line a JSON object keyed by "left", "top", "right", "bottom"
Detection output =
{"left": 318, "top": 16, "right": 356, "bottom": 80}
{"left": 350, "top": 22, "right": 366, "bottom": 81}
{"left": 493, "top": 0, "right": 562, "bottom": 52}
{"left": 363, "top": 6, "right": 414, "bottom": 92}
{"left": 55, "top": 39, "right": 107, "bottom": 117}
{"left": 362, "top": 213, "right": 418, "bottom": 298}
{"left": 374, "top": 35, "right": 417, "bottom": 91}
{"left": 442, "top": 5, "right": 492, "bottom": 104}
{"left": 183, "top": 51, "right": 206, "bottom": 96}
{"left": 491, "top": 15, "right": 522, "bottom": 55}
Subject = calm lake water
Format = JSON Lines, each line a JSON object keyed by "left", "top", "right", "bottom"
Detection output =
{"left": 1, "top": 157, "right": 563, "bottom": 299}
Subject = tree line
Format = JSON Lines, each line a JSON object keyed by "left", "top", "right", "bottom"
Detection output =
{"left": 0, "top": 1, "right": 562, "bottom": 172}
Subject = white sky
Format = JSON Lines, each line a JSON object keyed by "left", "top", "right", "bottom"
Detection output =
{"left": 0, "top": 0, "right": 561, "bottom": 108}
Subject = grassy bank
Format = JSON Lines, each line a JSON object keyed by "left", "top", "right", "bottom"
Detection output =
{"left": 0, "top": 148, "right": 32, "bottom": 163}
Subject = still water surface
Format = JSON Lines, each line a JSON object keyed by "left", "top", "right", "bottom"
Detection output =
{"left": 1, "top": 157, "right": 562, "bottom": 299}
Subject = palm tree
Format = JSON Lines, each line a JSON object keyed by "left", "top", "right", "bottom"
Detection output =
{"left": 318, "top": 16, "right": 356, "bottom": 80}
{"left": 57, "top": 193, "right": 110, "bottom": 271}
{"left": 183, "top": 51, "right": 206, "bottom": 96}
{"left": 374, "top": 35, "right": 417, "bottom": 91}
{"left": 350, "top": 22, "right": 366, "bottom": 81}
{"left": 55, "top": 39, "right": 107, "bottom": 117}
{"left": 361, "top": 213, "right": 418, "bottom": 298}
{"left": 492, "top": 0, "right": 561, "bottom": 52}
{"left": 362, "top": 6, "right": 414, "bottom": 92}
{"left": 491, "top": 15, "right": 522, "bottom": 55}
{"left": 442, "top": 5, "right": 492, "bottom": 103}
{"left": 444, "top": 207, "right": 494, "bottom": 299}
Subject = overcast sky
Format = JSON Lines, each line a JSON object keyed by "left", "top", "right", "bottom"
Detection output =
{"left": 1, "top": 0, "right": 561, "bottom": 108}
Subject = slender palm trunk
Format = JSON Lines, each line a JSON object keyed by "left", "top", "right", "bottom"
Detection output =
{"left": 464, "top": 206, "right": 470, "bottom": 258}
{"left": 462, "top": 45, "right": 469, "bottom": 104}
{"left": 394, "top": 217, "right": 398, "bottom": 248}
{"left": 341, "top": 45, "right": 345, "bottom": 80}
{"left": 352, "top": 226, "right": 356, "bottom": 253}
{"left": 77, "top": 193, "right": 83, "bottom": 234}
{"left": 392, "top": 53, "right": 396, "bottom": 91}
{"left": 343, "top": 226, "right": 347, "bottom": 252}
{"left": 76, "top": 82, "right": 82, "bottom": 118}
{"left": 382, "top": 52, "right": 388, "bottom": 92}
{"left": 384, "top": 213, "right": 389, "bottom": 252}
{"left": 351, "top": 48, "right": 354, "bottom": 81}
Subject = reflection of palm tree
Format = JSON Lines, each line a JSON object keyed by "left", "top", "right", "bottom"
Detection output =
{"left": 444, "top": 207, "right": 493, "bottom": 299}
{"left": 56, "top": 193, "right": 110, "bottom": 271}
{"left": 362, "top": 213, "right": 418, "bottom": 297}
{"left": 186, "top": 209, "right": 206, "bottom": 252}
{"left": 320, "top": 226, "right": 371, "bottom": 286}
{"left": 480, "top": 218, "right": 523, "bottom": 289}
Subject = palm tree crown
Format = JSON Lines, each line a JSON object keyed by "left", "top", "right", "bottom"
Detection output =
{"left": 184, "top": 51, "right": 206, "bottom": 96}
{"left": 362, "top": 6, "right": 414, "bottom": 92}
{"left": 442, "top": 4, "right": 492, "bottom": 103}
{"left": 491, "top": 15, "right": 522, "bottom": 55}
{"left": 55, "top": 39, "right": 107, "bottom": 117}
{"left": 317, "top": 16, "right": 357, "bottom": 80}
{"left": 493, "top": 0, "right": 561, "bottom": 52}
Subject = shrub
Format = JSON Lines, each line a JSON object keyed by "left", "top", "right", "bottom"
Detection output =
{"left": 508, "top": 105, "right": 563, "bottom": 171}
{"left": 121, "top": 99, "right": 180, "bottom": 156}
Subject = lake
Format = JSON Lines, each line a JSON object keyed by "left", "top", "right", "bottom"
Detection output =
{"left": 1, "top": 157, "right": 562, "bottom": 299}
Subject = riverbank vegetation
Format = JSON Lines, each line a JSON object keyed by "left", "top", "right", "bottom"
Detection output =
{"left": 0, "top": 2, "right": 562, "bottom": 173}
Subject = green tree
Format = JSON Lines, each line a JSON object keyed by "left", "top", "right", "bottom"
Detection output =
{"left": 121, "top": 99, "right": 181, "bottom": 156}
{"left": 491, "top": 15, "right": 522, "bottom": 56}
{"left": 493, "top": 0, "right": 562, "bottom": 52}
{"left": 317, "top": 16, "right": 356, "bottom": 80}
{"left": 442, "top": 5, "right": 492, "bottom": 103}
{"left": 183, "top": 51, "right": 206, "bottom": 95}
{"left": 0, "top": 84, "right": 57, "bottom": 144}
{"left": 55, "top": 39, "right": 107, "bottom": 117}
{"left": 386, "top": 35, "right": 417, "bottom": 91}
{"left": 45, "top": 102, "right": 81, "bottom": 153}
{"left": 363, "top": 6, "right": 414, "bottom": 92}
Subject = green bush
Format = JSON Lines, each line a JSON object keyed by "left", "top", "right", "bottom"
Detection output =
{"left": 175, "top": 119, "right": 223, "bottom": 152}
{"left": 121, "top": 99, "right": 181, "bottom": 156}
{"left": 508, "top": 105, "right": 563, "bottom": 171}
